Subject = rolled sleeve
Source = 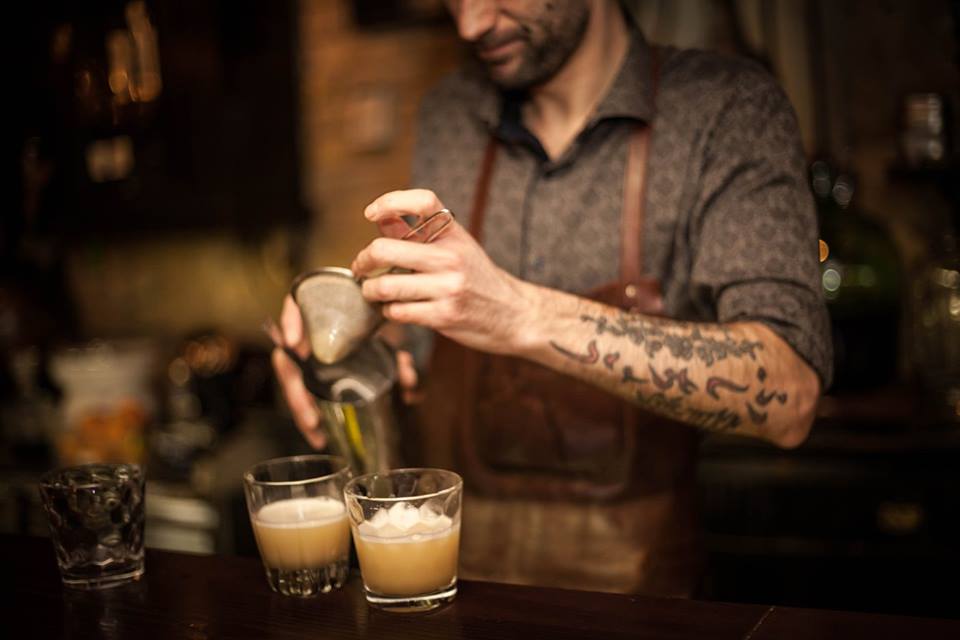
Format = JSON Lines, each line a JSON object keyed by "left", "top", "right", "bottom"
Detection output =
{"left": 689, "top": 70, "right": 833, "bottom": 387}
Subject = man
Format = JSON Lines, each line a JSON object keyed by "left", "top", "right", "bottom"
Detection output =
{"left": 274, "top": 0, "right": 831, "bottom": 596}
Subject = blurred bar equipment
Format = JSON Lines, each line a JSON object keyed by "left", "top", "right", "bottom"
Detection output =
{"left": 900, "top": 93, "right": 949, "bottom": 170}
{"left": 900, "top": 93, "right": 960, "bottom": 421}
{"left": 49, "top": 341, "right": 156, "bottom": 466}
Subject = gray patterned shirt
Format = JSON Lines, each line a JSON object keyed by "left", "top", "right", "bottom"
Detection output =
{"left": 411, "top": 31, "right": 833, "bottom": 386}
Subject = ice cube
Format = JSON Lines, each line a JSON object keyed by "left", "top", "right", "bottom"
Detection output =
{"left": 368, "top": 507, "right": 391, "bottom": 530}
{"left": 418, "top": 501, "right": 442, "bottom": 521}
{"left": 387, "top": 502, "right": 420, "bottom": 531}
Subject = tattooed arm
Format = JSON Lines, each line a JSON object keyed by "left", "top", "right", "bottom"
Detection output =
{"left": 521, "top": 284, "right": 820, "bottom": 447}
{"left": 352, "top": 189, "right": 821, "bottom": 449}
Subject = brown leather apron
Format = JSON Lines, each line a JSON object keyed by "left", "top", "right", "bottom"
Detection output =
{"left": 414, "top": 70, "right": 702, "bottom": 596}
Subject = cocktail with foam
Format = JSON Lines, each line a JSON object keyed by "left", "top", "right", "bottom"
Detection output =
{"left": 344, "top": 469, "right": 462, "bottom": 611}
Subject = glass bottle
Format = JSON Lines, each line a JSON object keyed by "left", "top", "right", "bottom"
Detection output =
{"left": 812, "top": 160, "right": 903, "bottom": 392}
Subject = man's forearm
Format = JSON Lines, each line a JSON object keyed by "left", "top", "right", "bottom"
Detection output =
{"left": 513, "top": 282, "right": 821, "bottom": 448}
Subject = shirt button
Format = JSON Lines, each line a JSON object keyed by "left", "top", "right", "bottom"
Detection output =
{"left": 624, "top": 284, "right": 638, "bottom": 299}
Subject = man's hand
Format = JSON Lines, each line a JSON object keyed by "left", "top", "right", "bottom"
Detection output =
{"left": 270, "top": 294, "right": 421, "bottom": 450}
{"left": 352, "top": 189, "right": 534, "bottom": 356}
{"left": 271, "top": 295, "right": 325, "bottom": 449}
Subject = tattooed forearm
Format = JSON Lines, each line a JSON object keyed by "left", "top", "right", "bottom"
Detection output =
{"left": 549, "top": 339, "right": 600, "bottom": 364}
{"left": 635, "top": 390, "right": 742, "bottom": 432}
{"left": 705, "top": 377, "right": 750, "bottom": 399}
{"left": 581, "top": 312, "right": 763, "bottom": 366}
{"left": 546, "top": 312, "right": 802, "bottom": 437}
{"left": 649, "top": 365, "right": 698, "bottom": 395}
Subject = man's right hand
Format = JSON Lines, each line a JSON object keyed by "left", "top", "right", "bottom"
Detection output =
{"left": 271, "top": 294, "right": 421, "bottom": 450}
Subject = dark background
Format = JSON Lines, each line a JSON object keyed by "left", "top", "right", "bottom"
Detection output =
{"left": 4, "top": 0, "right": 960, "bottom": 620}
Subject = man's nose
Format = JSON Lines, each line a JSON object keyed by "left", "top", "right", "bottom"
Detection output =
{"left": 453, "top": 0, "right": 498, "bottom": 42}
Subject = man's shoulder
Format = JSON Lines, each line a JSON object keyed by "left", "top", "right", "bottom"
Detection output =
{"left": 658, "top": 46, "right": 789, "bottom": 114}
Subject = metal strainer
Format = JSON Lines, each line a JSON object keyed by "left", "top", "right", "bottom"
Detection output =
{"left": 291, "top": 209, "right": 454, "bottom": 365}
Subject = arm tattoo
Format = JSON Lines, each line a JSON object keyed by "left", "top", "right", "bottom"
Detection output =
{"left": 687, "top": 406, "right": 742, "bottom": 432}
{"left": 636, "top": 389, "right": 742, "bottom": 432}
{"left": 649, "top": 365, "right": 698, "bottom": 395}
{"left": 549, "top": 313, "right": 785, "bottom": 434}
{"left": 746, "top": 402, "right": 768, "bottom": 425}
{"left": 603, "top": 352, "right": 621, "bottom": 370}
{"left": 755, "top": 367, "right": 788, "bottom": 406}
{"left": 706, "top": 377, "right": 750, "bottom": 399}
{"left": 621, "top": 366, "right": 648, "bottom": 385}
{"left": 581, "top": 312, "right": 763, "bottom": 366}
{"left": 754, "top": 389, "right": 785, "bottom": 406}
{"left": 549, "top": 339, "right": 600, "bottom": 365}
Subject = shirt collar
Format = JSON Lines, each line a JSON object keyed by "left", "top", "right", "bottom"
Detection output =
{"left": 466, "top": 28, "right": 656, "bottom": 135}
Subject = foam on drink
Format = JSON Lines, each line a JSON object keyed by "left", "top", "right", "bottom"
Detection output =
{"left": 353, "top": 501, "right": 460, "bottom": 597}
{"left": 252, "top": 497, "right": 350, "bottom": 570}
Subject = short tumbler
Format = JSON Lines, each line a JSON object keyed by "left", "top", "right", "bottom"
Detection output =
{"left": 39, "top": 463, "right": 146, "bottom": 589}
{"left": 344, "top": 468, "right": 462, "bottom": 612}
{"left": 243, "top": 454, "right": 352, "bottom": 596}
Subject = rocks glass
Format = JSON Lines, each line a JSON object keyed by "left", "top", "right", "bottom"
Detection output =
{"left": 39, "top": 463, "right": 146, "bottom": 589}
{"left": 243, "top": 454, "right": 352, "bottom": 596}
{"left": 344, "top": 468, "right": 462, "bottom": 612}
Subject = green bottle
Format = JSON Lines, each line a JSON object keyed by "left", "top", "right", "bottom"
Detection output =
{"left": 811, "top": 160, "right": 903, "bottom": 392}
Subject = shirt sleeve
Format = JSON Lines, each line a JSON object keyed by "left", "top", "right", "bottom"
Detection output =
{"left": 689, "top": 68, "right": 833, "bottom": 388}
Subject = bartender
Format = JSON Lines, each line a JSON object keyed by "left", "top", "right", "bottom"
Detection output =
{"left": 274, "top": 0, "right": 831, "bottom": 596}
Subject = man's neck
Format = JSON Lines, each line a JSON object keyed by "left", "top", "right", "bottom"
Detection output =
{"left": 522, "top": 3, "right": 630, "bottom": 160}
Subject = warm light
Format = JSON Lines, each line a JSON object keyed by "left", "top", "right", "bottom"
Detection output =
{"left": 818, "top": 239, "right": 829, "bottom": 263}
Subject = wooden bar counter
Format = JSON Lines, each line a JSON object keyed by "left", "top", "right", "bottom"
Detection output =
{"left": 4, "top": 534, "right": 957, "bottom": 639}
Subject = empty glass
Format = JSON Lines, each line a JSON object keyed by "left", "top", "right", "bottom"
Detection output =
{"left": 39, "top": 463, "right": 146, "bottom": 589}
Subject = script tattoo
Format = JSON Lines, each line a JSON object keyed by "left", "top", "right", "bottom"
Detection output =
{"left": 549, "top": 339, "right": 600, "bottom": 365}
{"left": 754, "top": 368, "right": 788, "bottom": 407}
{"left": 687, "top": 406, "right": 742, "bottom": 432}
{"left": 603, "top": 352, "right": 621, "bottom": 370}
{"left": 635, "top": 390, "right": 742, "bottom": 433}
{"left": 705, "top": 377, "right": 750, "bottom": 399}
{"left": 649, "top": 365, "right": 698, "bottom": 395}
{"left": 621, "top": 366, "right": 648, "bottom": 385}
{"left": 754, "top": 389, "right": 787, "bottom": 406}
{"left": 581, "top": 313, "right": 763, "bottom": 366}
{"left": 746, "top": 402, "right": 768, "bottom": 425}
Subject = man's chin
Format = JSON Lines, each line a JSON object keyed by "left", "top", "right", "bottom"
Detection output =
{"left": 485, "top": 60, "right": 530, "bottom": 90}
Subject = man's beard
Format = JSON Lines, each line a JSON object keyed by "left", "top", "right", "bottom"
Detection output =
{"left": 476, "top": 4, "right": 590, "bottom": 91}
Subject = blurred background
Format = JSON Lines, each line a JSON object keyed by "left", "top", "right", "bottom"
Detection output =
{"left": 4, "top": 0, "right": 959, "bottom": 619}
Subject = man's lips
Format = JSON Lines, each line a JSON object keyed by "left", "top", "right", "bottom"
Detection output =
{"left": 476, "top": 38, "right": 524, "bottom": 62}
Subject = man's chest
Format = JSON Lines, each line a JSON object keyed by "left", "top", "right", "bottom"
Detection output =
{"left": 433, "top": 132, "right": 697, "bottom": 303}
{"left": 438, "top": 126, "right": 650, "bottom": 294}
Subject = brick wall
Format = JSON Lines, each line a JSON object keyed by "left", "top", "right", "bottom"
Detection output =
{"left": 297, "top": 0, "right": 462, "bottom": 268}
